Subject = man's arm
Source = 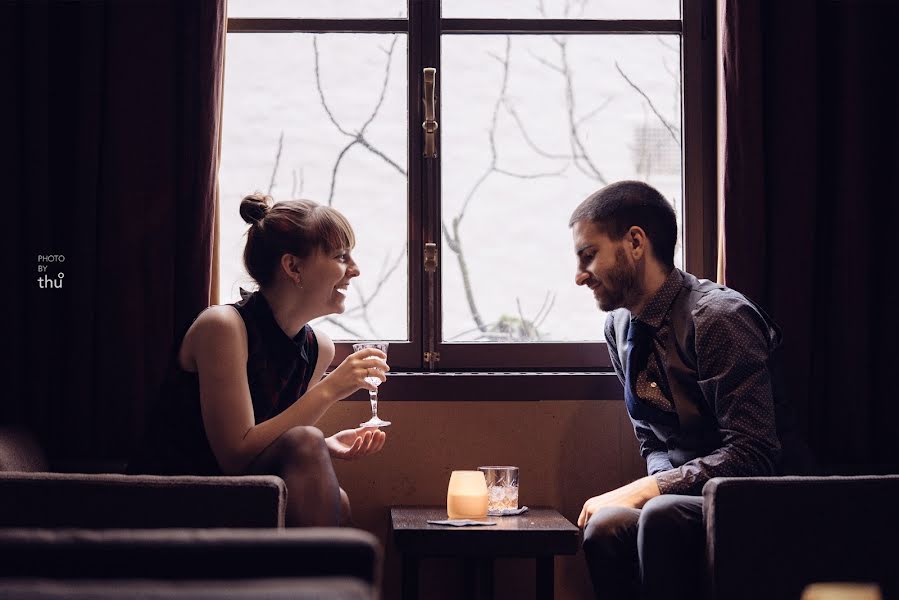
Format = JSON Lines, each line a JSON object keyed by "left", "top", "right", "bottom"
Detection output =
{"left": 634, "top": 419, "right": 675, "bottom": 475}
{"left": 653, "top": 294, "right": 782, "bottom": 495}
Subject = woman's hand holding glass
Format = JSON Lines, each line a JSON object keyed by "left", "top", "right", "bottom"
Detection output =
{"left": 322, "top": 347, "right": 389, "bottom": 401}
{"left": 352, "top": 342, "right": 391, "bottom": 427}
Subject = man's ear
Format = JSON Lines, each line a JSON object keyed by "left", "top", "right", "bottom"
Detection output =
{"left": 627, "top": 226, "right": 648, "bottom": 259}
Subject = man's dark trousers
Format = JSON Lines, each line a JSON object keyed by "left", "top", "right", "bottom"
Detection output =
{"left": 582, "top": 494, "right": 704, "bottom": 600}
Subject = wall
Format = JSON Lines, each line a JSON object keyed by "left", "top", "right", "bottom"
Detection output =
{"left": 318, "top": 397, "right": 645, "bottom": 600}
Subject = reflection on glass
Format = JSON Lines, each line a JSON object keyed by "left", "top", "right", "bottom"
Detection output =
{"left": 441, "top": 34, "right": 683, "bottom": 343}
{"left": 220, "top": 33, "right": 408, "bottom": 341}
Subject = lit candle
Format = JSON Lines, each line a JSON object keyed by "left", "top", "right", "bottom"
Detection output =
{"left": 447, "top": 470, "right": 488, "bottom": 519}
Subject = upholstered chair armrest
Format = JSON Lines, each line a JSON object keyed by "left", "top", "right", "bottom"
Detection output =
{"left": 702, "top": 475, "right": 899, "bottom": 600}
{"left": 0, "top": 527, "right": 382, "bottom": 587}
{"left": 0, "top": 472, "right": 286, "bottom": 528}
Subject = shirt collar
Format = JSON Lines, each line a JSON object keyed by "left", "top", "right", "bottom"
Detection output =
{"left": 238, "top": 288, "right": 310, "bottom": 364}
{"left": 635, "top": 268, "right": 683, "bottom": 330}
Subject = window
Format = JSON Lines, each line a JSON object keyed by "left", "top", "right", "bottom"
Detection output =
{"left": 220, "top": 0, "right": 715, "bottom": 384}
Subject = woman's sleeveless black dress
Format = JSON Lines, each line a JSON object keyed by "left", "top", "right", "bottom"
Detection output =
{"left": 127, "top": 290, "right": 319, "bottom": 475}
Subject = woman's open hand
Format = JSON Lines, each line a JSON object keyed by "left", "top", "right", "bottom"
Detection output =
{"left": 321, "top": 348, "right": 389, "bottom": 401}
{"left": 326, "top": 426, "right": 387, "bottom": 460}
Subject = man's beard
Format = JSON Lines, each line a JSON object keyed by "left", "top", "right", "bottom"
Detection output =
{"left": 596, "top": 247, "right": 641, "bottom": 312}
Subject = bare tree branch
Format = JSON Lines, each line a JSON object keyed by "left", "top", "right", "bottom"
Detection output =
{"left": 576, "top": 96, "right": 615, "bottom": 125}
{"left": 356, "top": 135, "right": 407, "bottom": 176}
{"left": 527, "top": 49, "right": 564, "bottom": 74}
{"left": 656, "top": 36, "right": 679, "bottom": 52}
{"left": 321, "top": 316, "right": 366, "bottom": 339}
{"left": 534, "top": 292, "right": 556, "bottom": 329}
{"left": 327, "top": 139, "right": 358, "bottom": 206}
{"left": 451, "top": 216, "right": 486, "bottom": 332}
{"left": 615, "top": 61, "right": 680, "bottom": 144}
{"left": 291, "top": 167, "right": 304, "bottom": 198}
{"left": 360, "top": 36, "right": 399, "bottom": 133}
{"left": 495, "top": 166, "right": 567, "bottom": 179}
{"left": 555, "top": 38, "right": 609, "bottom": 184}
{"left": 315, "top": 34, "right": 406, "bottom": 209}
{"left": 503, "top": 98, "right": 572, "bottom": 159}
{"left": 313, "top": 37, "right": 353, "bottom": 137}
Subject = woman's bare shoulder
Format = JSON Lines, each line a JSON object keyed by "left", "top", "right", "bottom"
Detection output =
{"left": 179, "top": 305, "right": 247, "bottom": 371}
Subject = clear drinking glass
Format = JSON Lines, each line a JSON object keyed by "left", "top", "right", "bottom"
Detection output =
{"left": 352, "top": 342, "right": 391, "bottom": 427}
{"left": 478, "top": 466, "right": 520, "bottom": 514}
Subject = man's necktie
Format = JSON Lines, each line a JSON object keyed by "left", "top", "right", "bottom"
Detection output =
{"left": 623, "top": 318, "right": 673, "bottom": 424}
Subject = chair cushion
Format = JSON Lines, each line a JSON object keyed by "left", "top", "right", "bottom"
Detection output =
{"left": 0, "top": 578, "right": 374, "bottom": 600}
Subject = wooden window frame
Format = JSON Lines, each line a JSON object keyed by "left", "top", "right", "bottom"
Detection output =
{"left": 225, "top": 0, "right": 716, "bottom": 400}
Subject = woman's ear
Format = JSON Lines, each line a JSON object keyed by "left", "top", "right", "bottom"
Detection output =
{"left": 280, "top": 254, "right": 303, "bottom": 287}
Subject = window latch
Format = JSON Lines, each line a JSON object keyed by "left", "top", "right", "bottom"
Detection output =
{"left": 424, "top": 242, "right": 438, "bottom": 273}
{"left": 422, "top": 67, "right": 438, "bottom": 158}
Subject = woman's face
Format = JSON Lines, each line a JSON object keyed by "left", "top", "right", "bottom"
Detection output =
{"left": 300, "top": 246, "right": 360, "bottom": 316}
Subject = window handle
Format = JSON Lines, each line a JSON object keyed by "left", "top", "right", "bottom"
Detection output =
{"left": 422, "top": 67, "right": 438, "bottom": 158}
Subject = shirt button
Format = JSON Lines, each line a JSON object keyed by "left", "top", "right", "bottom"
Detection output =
{"left": 650, "top": 381, "right": 658, "bottom": 388}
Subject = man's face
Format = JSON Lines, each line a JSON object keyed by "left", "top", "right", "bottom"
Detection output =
{"left": 572, "top": 220, "right": 640, "bottom": 312}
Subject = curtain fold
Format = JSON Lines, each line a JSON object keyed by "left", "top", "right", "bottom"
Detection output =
{"left": 719, "top": 0, "right": 899, "bottom": 473}
{"left": 3, "top": 0, "right": 226, "bottom": 461}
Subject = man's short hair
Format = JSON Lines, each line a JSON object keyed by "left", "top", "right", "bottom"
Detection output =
{"left": 568, "top": 180, "right": 677, "bottom": 269}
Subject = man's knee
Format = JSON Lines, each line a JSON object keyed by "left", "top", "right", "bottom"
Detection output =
{"left": 638, "top": 495, "right": 701, "bottom": 537}
{"left": 273, "top": 426, "right": 327, "bottom": 466}
{"left": 583, "top": 507, "right": 640, "bottom": 556}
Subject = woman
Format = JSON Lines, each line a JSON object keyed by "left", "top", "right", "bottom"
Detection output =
{"left": 128, "top": 193, "right": 389, "bottom": 526}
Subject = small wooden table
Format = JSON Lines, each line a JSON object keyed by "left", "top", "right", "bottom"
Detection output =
{"left": 390, "top": 506, "right": 580, "bottom": 600}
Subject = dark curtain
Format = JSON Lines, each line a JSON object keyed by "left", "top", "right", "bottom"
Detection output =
{"left": 720, "top": 0, "right": 899, "bottom": 473}
{"left": 1, "top": 0, "right": 225, "bottom": 462}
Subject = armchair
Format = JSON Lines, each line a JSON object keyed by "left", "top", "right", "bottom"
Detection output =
{"left": 0, "top": 424, "right": 285, "bottom": 528}
{"left": 703, "top": 475, "right": 899, "bottom": 600}
{"left": 0, "top": 527, "right": 382, "bottom": 600}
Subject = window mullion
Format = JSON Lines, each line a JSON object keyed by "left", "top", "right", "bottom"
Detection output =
{"left": 412, "top": 0, "right": 442, "bottom": 371}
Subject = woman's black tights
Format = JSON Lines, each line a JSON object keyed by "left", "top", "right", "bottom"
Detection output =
{"left": 248, "top": 426, "right": 341, "bottom": 527}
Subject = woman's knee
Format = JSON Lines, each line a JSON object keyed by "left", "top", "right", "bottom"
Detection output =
{"left": 271, "top": 426, "right": 328, "bottom": 467}
{"left": 583, "top": 507, "right": 640, "bottom": 554}
{"left": 338, "top": 487, "right": 352, "bottom": 526}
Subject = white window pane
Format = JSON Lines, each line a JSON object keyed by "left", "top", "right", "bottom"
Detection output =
{"left": 442, "top": 0, "right": 679, "bottom": 20}
{"left": 220, "top": 33, "right": 408, "bottom": 342}
{"left": 228, "top": 0, "right": 406, "bottom": 19}
{"left": 441, "top": 34, "right": 683, "bottom": 343}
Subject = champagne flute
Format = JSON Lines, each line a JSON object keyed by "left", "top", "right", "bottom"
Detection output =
{"left": 352, "top": 342, "right": 391, "bottom": 427}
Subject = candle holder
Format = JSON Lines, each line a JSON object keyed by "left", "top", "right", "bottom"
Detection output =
{"left": 446, "top": 470, "right": 488, "bottom": 520}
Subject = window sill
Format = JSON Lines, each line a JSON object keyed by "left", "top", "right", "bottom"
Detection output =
{"left": 345, "top": 371, "right": 624, "bottom": 402}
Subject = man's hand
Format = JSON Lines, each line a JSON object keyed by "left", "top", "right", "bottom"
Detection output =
{"left": 325, "top": 427, "right": 386, "bottom": 460}
{"left": 577, "top": 475, "right": 661, "bottom": 527}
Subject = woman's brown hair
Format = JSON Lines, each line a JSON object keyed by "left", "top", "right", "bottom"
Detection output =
{"left": 239, "top": 193, "right": 355, "bottom": 287}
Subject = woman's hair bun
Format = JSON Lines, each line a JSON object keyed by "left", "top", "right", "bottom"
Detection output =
{"left": 239, "top": 193, "right": 271, "bottom": 225}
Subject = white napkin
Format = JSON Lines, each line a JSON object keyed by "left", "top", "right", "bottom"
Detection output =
{"left": 426, "top": 519, "right": 497, "bottom": 527}
{"left": 488, "top": 506, "right": 529, "bottom": 516}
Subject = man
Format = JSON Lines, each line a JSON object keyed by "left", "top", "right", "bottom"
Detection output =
{"left": 570, "top": 180, "right": 786, "bottom": 600}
